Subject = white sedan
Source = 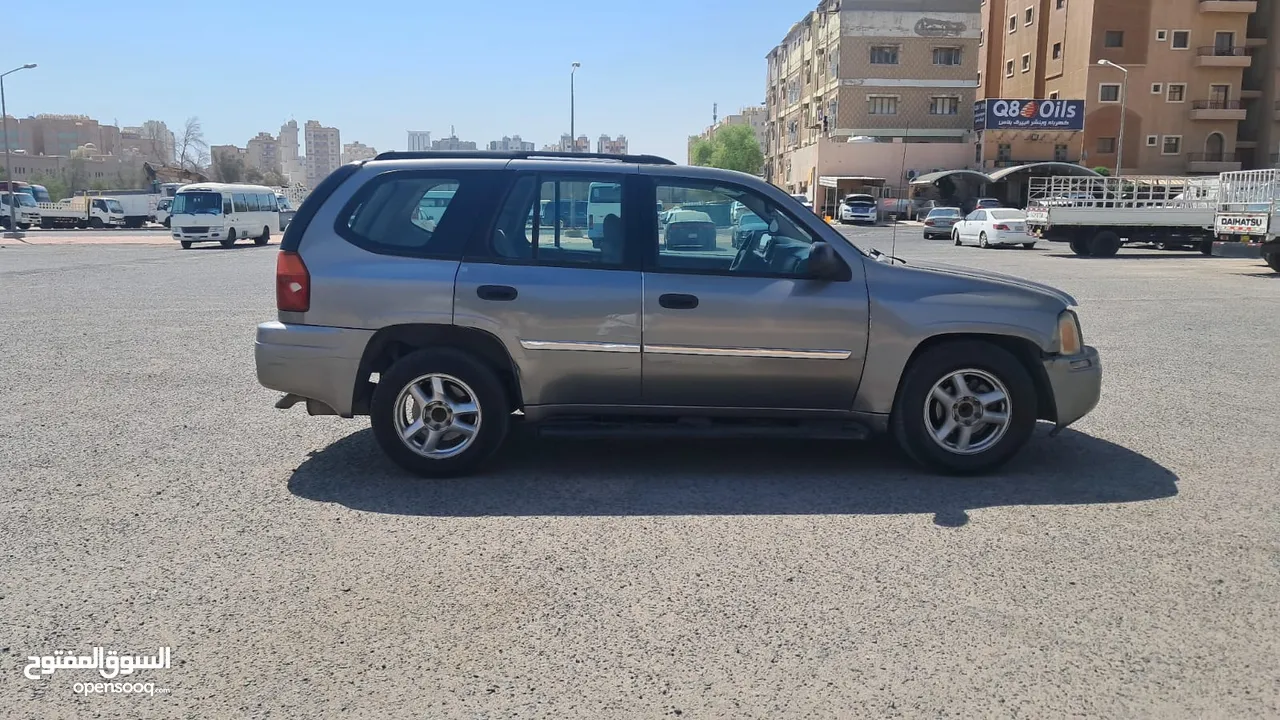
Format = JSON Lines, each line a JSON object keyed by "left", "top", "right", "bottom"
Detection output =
{"left": 952, "top": 208, "right": 1036, "bottom": 249}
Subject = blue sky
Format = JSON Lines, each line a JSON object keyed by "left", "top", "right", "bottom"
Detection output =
{"left": 6, "top": 0, "right": 813, "bottom": 163}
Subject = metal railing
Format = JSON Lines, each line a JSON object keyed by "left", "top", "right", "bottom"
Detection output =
{"left": 1027, "top": 176, "right": 1221, "bottom": 211}
{"left": 1216, "top": 169, "right": 1279, "bottom": 212}
{"left": 1196, "top": 45, "right": 1252, "bottom": 56}
{"left": 1192, "top": 99, "right": 1245, "bottom": 110}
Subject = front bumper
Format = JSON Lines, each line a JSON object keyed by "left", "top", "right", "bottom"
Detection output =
{"left": 254, "top": 321, "right": 375, "bottom": 418}
{"left": 1042, "top": 345, "right": 1101, "bottom": 430}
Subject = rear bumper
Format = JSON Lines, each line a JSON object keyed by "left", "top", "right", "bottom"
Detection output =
{"left": 254, "top": 321, "right": 375, "bottom": 418}
{"left": 1043, "top": 345, "right": 1101, "bottom": 429}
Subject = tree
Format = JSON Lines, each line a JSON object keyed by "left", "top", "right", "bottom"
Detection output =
{"left": 29, "top": 172, "right": 68, "bottom": 201}
{"left": 1093, "top": 167, "right": 1112, "bottom": 177}
{"left": 66, "top": 157, "right": 88, "bottom": 194}
{"left": 176, "top": 116, "right": 209, "bottom": 172}
{"left": 212, "top": 150, "right": 244, "bottom": 183}
{"left": 688, "top": 125, "right": 763, "bottom": 175}
{"left": 262, "top": 170, "right": 287, "bottom": 188}
{"left": 244, "top": 167, "right": 265, "bottom": 185}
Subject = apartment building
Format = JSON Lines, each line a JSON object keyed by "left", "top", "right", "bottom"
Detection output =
{"left": 764, "top": 0, "right": 981, "bottom": 207}
{"left": 597, "top": 135, "right": 629, "bottom": 154}
{"left": 407, "top": 130, "right": 432, "bottom": 152}
{"left": 304, "top": 120, "right": 341, "bottom": 187}
{"left": 246, "top": 132, "right": 280, "bottom": 174}
{"left": 489, "top": 135, "right": 535, "bottom": 152}
{"left": 342, "top": 141, "right": 378, "bottom": 164}
{"left": 979, "top": 0, "right": 1259, "bottom": 175}
{"left": 431, "top": 134, "right": 478, "bottom": 151}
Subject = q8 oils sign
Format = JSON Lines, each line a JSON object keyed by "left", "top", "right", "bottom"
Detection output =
{"left": 974, "top": 99, "right": 1085, "bottom": 131}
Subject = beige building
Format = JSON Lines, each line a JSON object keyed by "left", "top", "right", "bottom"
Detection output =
{"left": 979, "top": 0, "right": 1264, "bottom": 175}
{"left": 431, "top": 134, "right": 478, "bottom": 151}
{"left": 341, "top": 141, "right": 378, "bottom": 164}
{"left": 246, "top": 132, "right": 281, "bottom": 174}
{"left": 597, "top": 134, "right": 628, "bottom": 154}
{"left": 489, "top": 135, "right": 535, "bottom": 152}
{"left": 764, "top": 0, "right": 982, "bottom": 211}
{"left": 304, "top": 120, "right": 341, "bottom": 187}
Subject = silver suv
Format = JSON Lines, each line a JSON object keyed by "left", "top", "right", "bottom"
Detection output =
{"left": 255, "top": 151, "right": 1101, "bottom": 477}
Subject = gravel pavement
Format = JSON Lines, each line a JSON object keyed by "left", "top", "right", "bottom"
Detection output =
{"left": 1, "top": 230, "right": 1277, "bottom": 718}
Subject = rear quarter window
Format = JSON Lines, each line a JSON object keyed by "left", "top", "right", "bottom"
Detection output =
{"left": 334, "top": 170, "right": 496, "bottom": 259}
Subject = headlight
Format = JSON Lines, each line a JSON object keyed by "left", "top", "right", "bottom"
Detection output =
{"left": 1057, "top": 310, "right": 1083, "bottom": 355}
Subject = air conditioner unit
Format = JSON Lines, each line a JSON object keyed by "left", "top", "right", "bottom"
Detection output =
{"left": 906, "top": 169, "right": 920, "bottom": 180}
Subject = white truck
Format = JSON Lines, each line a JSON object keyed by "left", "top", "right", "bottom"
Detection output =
{"left": 1, "top": 192, "right": 41, "bottom": 229}
{"left": 38, "top": 197, "right": 127, "bottom": 229}
{"left": 1213, "top": 168, "right": 1280, "bottom": 273}
{"left": 1025, "top": 175, "right": 1219, "bottom": 257}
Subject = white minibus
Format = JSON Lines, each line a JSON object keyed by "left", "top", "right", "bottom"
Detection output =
{"left": 170, "top": 183, "right": 280, "bottom": 249}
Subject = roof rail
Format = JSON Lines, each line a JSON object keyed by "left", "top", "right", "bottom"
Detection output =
{"left": 371, "top": 150, "right": 677, "bottom": 165}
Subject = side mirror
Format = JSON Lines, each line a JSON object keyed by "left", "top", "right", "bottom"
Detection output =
{"left": 808, "top": 242, "right": 850, "bottom": 281}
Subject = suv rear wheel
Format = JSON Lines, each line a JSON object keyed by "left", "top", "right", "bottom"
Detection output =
{"left": 370, "top": 349, "right": 510, "bottom": 478}
{"left": 891, "top": 341, "right": 1038, "bottom": 475}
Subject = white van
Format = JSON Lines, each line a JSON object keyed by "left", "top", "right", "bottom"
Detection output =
{"left": 170, "top": 183, "right": 280, "bottom": 249}
{"left": 587, "top": 181, "right": 622, "bottom": 246}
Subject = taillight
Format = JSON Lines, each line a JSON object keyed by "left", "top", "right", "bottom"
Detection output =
{"left": 993, "top": 224, "right": 1011, "bottom": 231}
{"left": 588, "top": 215, "right": 594, "bottom": 230}
{"left": 276, "top": 251, "right": 310, "bottom": 313}
{"left": 924, "top": 220, "right": 936, "bottom": 226}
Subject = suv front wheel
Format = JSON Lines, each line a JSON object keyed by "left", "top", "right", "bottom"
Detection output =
{"left": 891, "top": 341, "right": 1038, "bottom": 475}
{"left": 371, "top": 349, "right": 510, "bottom": 478}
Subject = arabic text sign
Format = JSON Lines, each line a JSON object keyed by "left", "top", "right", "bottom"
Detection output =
{"left": 975, "top": 99, "right": 1085, "bottom": 131}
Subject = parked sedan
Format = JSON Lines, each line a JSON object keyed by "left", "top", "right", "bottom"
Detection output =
{"left": 663, "top": 209, "right": 718, "bottom": 250}
{"left": 839, "top": 194, "right": 879, "bottom": 225}
{"left": 952, "top": 208, "right": 1036, "bottom": 249}
{"left": 732, "top": 212, "right": 769, "bottom": 248}
{"left": 922, "top": 207, "right": 963, "bottom": 239}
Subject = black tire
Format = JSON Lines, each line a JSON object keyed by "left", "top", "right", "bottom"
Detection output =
{"left": 76, "top": 220, "right": 88, "bottom": 229}
{"left": 90, "top": 217, "right": 104, "bottom": 229}
{"left": 1264, "top": 247, "right": 1280, "bottom": 272}
{"left": 1089, "top": 230, "right": 1121, "bottom": 257}
{"left": 1069, "top": 238, "right": 1092, "bottom": 256}
{"left": 1022, "top": 242, "right": 1035, "bottom": 249}
{"left": 255, "top": 226, "right": 270, "bottom": 246}
{"left": 180, "top": 241, "right": 192, "bottom": 249}
{"left": 979, "top": 232, "right": 990, "bottom": 248}
{"left": 221, "top": 229, "right": 236, "bottom": 248}
{"left": 953, "top": 231, "right": 961, "bottom": 246}
{"left": 370, "top": 348, "right": 510, "bottom": 478}
{"left": 163, "top": 218, "right": 171, "bottom": 228}
{"left": 891, "top": 340, "right": 1038, "bottom": 475}
{"left": 17, "top": 222, "right": 31, "bottom": 230}
{"left": 1200, "top": 240, "right": 1213, "bottom": 256}
{"left": 40, "top": 218, "right": 53, "bottom": 229}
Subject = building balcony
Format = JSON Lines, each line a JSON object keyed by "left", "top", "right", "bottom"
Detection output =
{"left": 1199, "top": 0, "right": 1258, "bottom": 12}
{"left": 1190, "top": 100, "right": 1248, "bottom": 120}
{"left": 1196, "top": 46, "right": 1253, "bottom": 67}
{"left": 1187, "top": 152, "right": 1242, "bottom": 173}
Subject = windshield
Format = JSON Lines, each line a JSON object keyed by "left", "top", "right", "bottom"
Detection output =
{"left": 588, "top": 184, "right": 622, "bottom": 203}
{"left": 173, "top": 192, "right": 224, "bottom": 215}
{"left": 105, "top": 200, "right": 124, "bottom": 213}
{"left": 989, "top": 209, "right": 1024, "bottom": 220}
{"left": 739, "top": 213, "right": 765, "bottom": 226}
{"left": 929, "top": 208, "right": 961, "bottom": 217}
{"left": 844, "top": 196, "right": 875, "bottom": 206}
{"left": 4, "top": 194, "right": 37, "bottom": 207}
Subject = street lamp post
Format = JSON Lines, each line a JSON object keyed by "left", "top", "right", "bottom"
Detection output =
{"left": 570, "top": 62, "right": 580, "bottom": 153}
{"left": 1097, "top": 59, "right": 1128, "bottom": 177}
{"left": 2, "top": 63, "right": 37, "bottom": 239}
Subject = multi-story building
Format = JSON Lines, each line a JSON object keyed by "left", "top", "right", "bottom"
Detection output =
{"left": 246, "top": 132, "right": 280, "bottom": 174}
{"left": 304, "top": 120, "right": 341, "bottom": 187}
{"left": 1235, "top": 0, "right": 1279, "bottom": 170}
{"left": 11, "top": 115, "right": 121, "bottom": 157}
{"left": 278, "top": 120, "right": 300, "bottom": 164}
{"left": 119, "top": 123, "right": 175, "bottom": 164}
{"left": 431, "top": 134, "right": 478, "bottom": 151}
{"left": 342, "top": 141, "right": 378, "bottom": 164}
{"left": 597, "top": 134, "right": 629, "bottom": 154}
{"left": 764, "top": 0, "right": 982, "bottom": 210}
{"left": 556, "top": 134, "right": 591, "bottom": 153}
{"left": 408, "top": 130, "right": 432, "bottom": 151}
{"left": 488, "top": 135, "right": 535, "bottom": 151}
{"left": 978, "top": 0, "right": 1259, "bottom": 176}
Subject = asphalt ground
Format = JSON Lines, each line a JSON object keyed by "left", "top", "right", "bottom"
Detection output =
{"left": 2, "top": 227, "right": 1277, "bottom": 718}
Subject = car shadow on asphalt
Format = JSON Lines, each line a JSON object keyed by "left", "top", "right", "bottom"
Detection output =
{"left": 286, "top": 425, "right": 1178, "bottom": 527}
{"left": 1045, "top": 252, "right": 1211, "bottom": 260}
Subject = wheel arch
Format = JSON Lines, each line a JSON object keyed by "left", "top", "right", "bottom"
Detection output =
{"left": 892, "top": 333, "right": 1057, "bottom": 423}
{"left": 351, "top": 324, "right": 523, "bottom": 416}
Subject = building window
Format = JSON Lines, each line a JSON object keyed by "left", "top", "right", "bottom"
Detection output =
{"left": 1151, "top": 83, "right": 1162, "bottom": 94}
{"left": 1100, "top": 84, "right": 1121, "bottom": 102}
{"left": 930, "top": 97, "right": 960, "bottom": 115}
{"left": 934, "top": 47, "right": 962, "bottom": 65}
{"left": 1146, "top": 135, "right": 1159, "bottom": 147}
{"left": 1053, "top": 42, "right": 1062, "bottom": 59}
{"left": 998, "top": 144, "right": 1013, "bottom": 162}
{"left": 1156, "top": 30, "right": 1168, "bottom": 42}
{"left": 1056, "top": 0, "right": 1065, "bottom": 7}
{"left": 1006, "top": 59, "right": 1015, "bottom": 77}
{"left": 977, "top": 71, "right": 983, "bottom": 86}
{"left": 868, "top": 96, "right": 899, "bottom": 115}
{"left": 1162, "top": 136, "right": 1182, "bottom": 155}
{"left": 1025, "top": 7, "right": 1034, "bottom": 25}
{"left": 1022, "top": 54, "right": 1032, "bottom": 72}
{"left": 1104, "top": 31, "right": 1124, "bottom": 48}
{"left": 870, "top": 46, "right": 899, "bottom": 64}
{"left": 1049, "top": 91, "right": 1060, "bottom": 99}
{"left": 1171, "top": 31, "right": 1190, "bottom": 50}
{"left": 1098, "top": 137, "right": 1117, "bottom": 154}
{"left": 1008, "top": 15, "right": 1017, "bottom": 32}
{"left": 1054, "top": 144, "right": 1069, "bottom": 161}
{"left": 1167, "top": 83, "right": 1186, "bottom": 102}
{"left": 979, "top": 29, "right": 984, "bottom": 46}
